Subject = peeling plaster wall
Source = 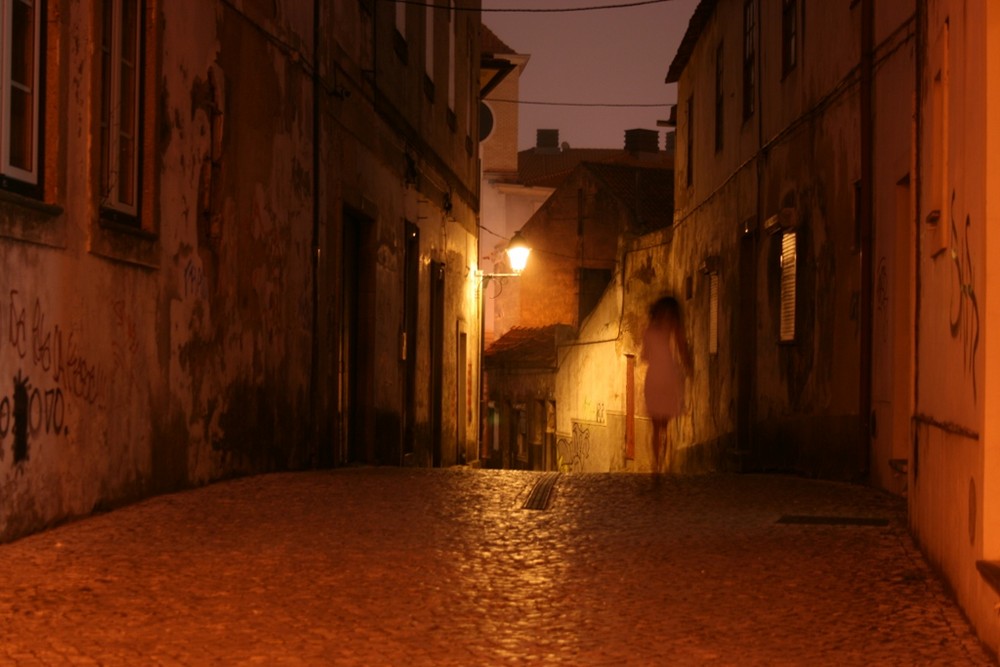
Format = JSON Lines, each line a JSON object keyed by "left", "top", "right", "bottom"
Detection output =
{"left": 160, "top": 2, "right": 315, "bottom": 484}
{"left": 0, "top": 0, "right": 484, "bottom": 541}
{"left": 666, "top": 0, "right": 867, "bottom": 479}
{"left": 328, "top": 1, "right": 482, "bottom": 468}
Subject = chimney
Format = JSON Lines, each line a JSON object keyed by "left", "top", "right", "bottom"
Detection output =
{"left": 624, "top": 128, "right": 659, "bottom": 154}
{"left": 536, "top": 129, "right": 560, "bottom": 153}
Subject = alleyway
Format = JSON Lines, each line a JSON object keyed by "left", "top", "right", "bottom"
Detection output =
{"left": 0, "top": 468, "right": 995, "bottom": 666}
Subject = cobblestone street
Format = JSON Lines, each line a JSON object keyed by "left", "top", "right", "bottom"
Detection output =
{"left": 0, "top": 468, "right": 995, "bottom": 666}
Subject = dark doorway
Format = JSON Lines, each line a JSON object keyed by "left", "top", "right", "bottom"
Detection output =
{"left": 342, "top": 208, "right": 375, "bottom": 464}
{"left": 736, "top": 226, "right": 758, "bottom": 468}
{"left": 429, "top": 261, "right": 445, "bottom": 466}
{"left": 403, "top": 222, "right": 420, "bottom": 463}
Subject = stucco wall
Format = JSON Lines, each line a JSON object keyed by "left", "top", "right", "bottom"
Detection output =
{"left": 0, "top": 0, "right": 484, "bottom": 541}
{"left": 910, "top": 0, "right": 999, "bottom": 653}
{"left": 668, "top": 0, "right": 868, "bottom": 479}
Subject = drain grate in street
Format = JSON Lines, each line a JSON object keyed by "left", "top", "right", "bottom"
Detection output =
{"left": 522, "top": 473, "right": 560, "bottom": 511}
{"left": 777, "top": 514, "right": 889, "bottom": 527}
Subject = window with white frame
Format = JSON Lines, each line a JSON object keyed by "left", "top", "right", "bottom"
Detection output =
{"left": 100, "top": 0, "right": 141, "bottom": 220}
{"left": 779, "top": 231, "right": 797, "bottom": 342}
{"left": 1, "top": 0, "right": 42, "bottom": 192}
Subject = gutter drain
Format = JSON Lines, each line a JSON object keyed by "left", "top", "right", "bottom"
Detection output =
{"left": 522, "top": 473, "right": 560, "bottom": 511}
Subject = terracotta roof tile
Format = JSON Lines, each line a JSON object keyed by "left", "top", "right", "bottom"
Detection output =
{"left": 485, "top": 325, "right": 576, "bottom": 369}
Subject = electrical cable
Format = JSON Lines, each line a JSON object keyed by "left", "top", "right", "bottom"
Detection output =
{"left": 488, "top": 99, "right": 671, "bottom": 107}
{"left": 390, "top": 0, "right": 677, "bottom": 12}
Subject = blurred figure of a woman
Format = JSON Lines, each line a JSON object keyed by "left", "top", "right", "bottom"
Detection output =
{"left": 641, "top": 296, "right": 692, "bottom": 474}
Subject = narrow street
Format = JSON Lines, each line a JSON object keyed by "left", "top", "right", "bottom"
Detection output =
{"left": 0, "top": 468, "right": 995, "bottom": 666}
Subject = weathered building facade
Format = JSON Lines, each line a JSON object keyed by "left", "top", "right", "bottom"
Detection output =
{"left": 910, "top": 0, "right": 1000, "bottom": 652}
{"left": 486, "top": 156, "right": 674, "bottom": 472}
{"left": 662, "top": 0, "right": 915, "bottom": 481}
{"left": 0, "top": 0, "right": 484, "bottom": 541}
{"left": 666, "top": 0, "right": 1000, "bottom": 654}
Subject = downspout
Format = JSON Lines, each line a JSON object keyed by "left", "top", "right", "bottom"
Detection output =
{"left": 858, "top": 0, "right": 875, "bottom": 478}
{"left": 309, "top": 0, "right": 321, "bottom": 467}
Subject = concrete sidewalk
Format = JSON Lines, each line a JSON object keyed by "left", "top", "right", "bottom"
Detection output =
{"left": 0, "top": 468, "right": 995, "bottom": 665}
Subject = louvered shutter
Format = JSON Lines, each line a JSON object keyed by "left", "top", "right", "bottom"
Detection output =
{"left": 780, "top": 232, "right": 797, "bottom": 342}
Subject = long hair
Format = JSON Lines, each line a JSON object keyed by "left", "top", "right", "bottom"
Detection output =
{"left": 648, "top": 296, "right": 682, "bottom": 328}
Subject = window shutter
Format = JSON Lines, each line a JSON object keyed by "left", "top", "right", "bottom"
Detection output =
{"left": 780, "top": 231, "right": 797, "bottom": 342}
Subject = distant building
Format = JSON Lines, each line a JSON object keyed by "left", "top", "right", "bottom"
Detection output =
{"left": 484, "top": 147, "right": 674, "bottom": 470}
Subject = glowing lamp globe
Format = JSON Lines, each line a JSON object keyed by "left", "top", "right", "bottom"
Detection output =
{"left": 505, "top": 231, "right": 531, "bottom": 274}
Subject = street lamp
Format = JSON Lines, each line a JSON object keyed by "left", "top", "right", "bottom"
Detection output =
{"left": 504, "top": 231, "right": 531, "bottom": 273}
{"left": 480, "top": 230, "right": 531, "bottom": 283}
{"left": 477, "top": 229, "right": 531, "bottom": 468}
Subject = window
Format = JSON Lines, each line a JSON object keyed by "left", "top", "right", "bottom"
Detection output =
{"left": 100, "top": 0, "right": 141, "bottom": 221}
{"left": 782, "top": 0, "right": 798, "bottom": 76}
{"left": 685, "top": 95, "right": 694, "bottom": 188}
{"left": 779, "top": 231, "right": 797, "bottom": 342}
{"left": 714, "top": 42, "right": 724, "bottom": 153}
{"left": 742, "top": 0, "right": 755, "bottom": 119}
{"left": 1, "top": 0, "right": 42, "bottom": 193}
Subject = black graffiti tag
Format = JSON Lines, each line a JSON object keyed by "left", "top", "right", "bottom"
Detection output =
{"left": 948, "top": 198, "right": 981, "bottom": 402}
{"left": 0, "top": 372, "right": 67, "bottom": 463}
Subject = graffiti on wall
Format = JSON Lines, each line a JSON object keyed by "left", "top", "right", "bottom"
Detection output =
{"left": 947, "top": 192, "right": 980, "bottom": 402}
{"left": 0, "top": 289, "right": 114, "bottom": 462}
{"left": 0, "top": 371, "right": 67, "bottom": 462}
{"left": 557, "top": 422, "right": 591, "bottom": 472}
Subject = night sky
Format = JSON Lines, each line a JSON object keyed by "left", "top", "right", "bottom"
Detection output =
{"left": 481, "top": 0, "right": 700, "bottom": 150}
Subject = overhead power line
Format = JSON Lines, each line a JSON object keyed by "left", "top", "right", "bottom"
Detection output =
{"left": 389, "top": 0, "right": 675, "bottom": 12}
{"left": 489, "top": 99, "right": 670, "bottom": 108}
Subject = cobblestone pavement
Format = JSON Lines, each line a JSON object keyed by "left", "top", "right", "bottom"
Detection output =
{"left": 0, "top": 468, "right": 996, "bottom": 666}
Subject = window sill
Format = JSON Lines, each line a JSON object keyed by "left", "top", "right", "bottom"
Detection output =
{"left": 90, "top": 217, "right": 160, "bottom": 270}
{"left": 0, "top": 188, "right": 66, "bottom": 248}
